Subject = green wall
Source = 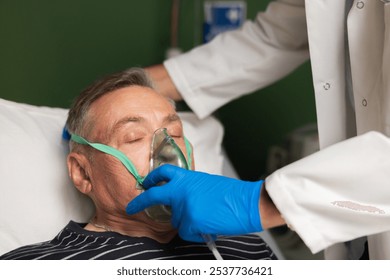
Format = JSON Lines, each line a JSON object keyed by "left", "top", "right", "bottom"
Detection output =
{"left": 218, "top": 62, "right": 316, "bottom": 180}
{"left": 0, "top": 0, "right": 317, "bottom": 180}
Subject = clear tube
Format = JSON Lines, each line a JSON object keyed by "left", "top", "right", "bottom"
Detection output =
{"left": 202, "top": 234, "right": 223, "bottom": 260}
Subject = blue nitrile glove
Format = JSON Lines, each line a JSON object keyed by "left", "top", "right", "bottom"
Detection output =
{"left": 126, "top": 164, "right": 264, "bottom": 242}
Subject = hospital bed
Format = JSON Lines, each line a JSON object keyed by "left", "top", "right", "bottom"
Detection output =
{"left": 0, "top": 97, "right": 282, "bottom": 259}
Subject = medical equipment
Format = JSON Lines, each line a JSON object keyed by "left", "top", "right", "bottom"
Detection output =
{"left": 144, "top": 127, "right": 190, "bottom": 222}
{"left": 70, "top": 130, "right": 193, "bottom": 220}
{"left": 203, "top": 1, "right": 246, "bottom": 43}
{"left": 202, "top": 234, "right": 223, "bottom": 260}
{"left": 70, "top": 130, "right": 189, "bottom": 220}
{"left": 147, "top": 128, "right": 223, "bottom": 260}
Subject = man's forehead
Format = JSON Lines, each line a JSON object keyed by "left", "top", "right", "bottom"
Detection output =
{"left": 86, "top": 86, "right": 178, "bottom": 137}
{"left": 101, "top": 86, "right": 167, "bottom": 104}
{"left": 90, "top": 87, "right": 174, "bottom": 116}
{"left": 112, "top": 113, "right": 180, "bottom": 130}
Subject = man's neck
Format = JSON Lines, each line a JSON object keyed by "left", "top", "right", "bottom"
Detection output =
{"left": 85, "top": 212, "right": 177, "bottom": 244}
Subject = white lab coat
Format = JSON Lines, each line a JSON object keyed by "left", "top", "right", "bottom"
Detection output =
{"left": 164, "top": 0, "right": 390, "bottom": 259}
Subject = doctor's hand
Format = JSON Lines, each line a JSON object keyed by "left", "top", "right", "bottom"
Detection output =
{"left": 126, "top": 164, "right": 264, "bottom": 242}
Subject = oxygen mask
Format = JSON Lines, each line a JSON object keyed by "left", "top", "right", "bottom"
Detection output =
{"left": 70, "top": 127, "right": 192, "bottom": 223}
{"left": 143, "top": 127, "right": 191, "bottom": 222}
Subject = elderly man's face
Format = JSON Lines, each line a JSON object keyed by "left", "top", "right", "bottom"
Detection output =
{"left": 84, "top": 86, "right": 188, "bottom": 217}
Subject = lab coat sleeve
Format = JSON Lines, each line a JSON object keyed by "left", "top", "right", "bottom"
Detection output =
{"left": 265, "top": 131, "right": 390, "bottom": 254}
{"left": 164, "top": 0, "right": 309, "bottom": 119}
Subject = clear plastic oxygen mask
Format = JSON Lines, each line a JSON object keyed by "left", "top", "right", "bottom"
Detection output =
{"left": 69, "top": 128, "right": 191, "bottom": 222}
{"left": 142, "top": 127, "right": 190, "bottom": 222}
{"left": 145, "top": 128, "right": 223, "bottom": 260}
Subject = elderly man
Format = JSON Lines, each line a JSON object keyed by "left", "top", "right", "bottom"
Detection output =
{"left": 0, "top": 68, "right": 278, "bottom": 260}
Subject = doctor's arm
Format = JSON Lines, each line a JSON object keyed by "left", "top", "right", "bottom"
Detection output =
{"left": 260, "top": 185, "right": 286, "bottom": 229}
{"left": 127, "top": 132, "right": 390, "bottom": 253}
{"left": 145, "top": 64, "right": 181, "bottom": 101}
{"left": 145, "top": 0, "right": 309, "bottom": 119}
{"left": 266, "top": 131, "right": 390, "bottom": 254}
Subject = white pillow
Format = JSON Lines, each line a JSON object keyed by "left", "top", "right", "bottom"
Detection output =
{"left": 0, "top": 98, "right": 225, "bottom": 255}
{"left": 0, "top": 98, "right": 95, "bottom": 255}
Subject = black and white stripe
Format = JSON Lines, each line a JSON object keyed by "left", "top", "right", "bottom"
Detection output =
{"left": 0, "top": 221, "right": 277, "bottom": 260}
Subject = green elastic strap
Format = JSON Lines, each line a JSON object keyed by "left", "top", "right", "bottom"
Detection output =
{"left": 70, "top": 134, "right": 145, "bottom": 185}
{"left": 184, "top": 136, "right": 192, "bottom": 170}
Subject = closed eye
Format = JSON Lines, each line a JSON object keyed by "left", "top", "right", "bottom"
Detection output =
{"left": 124, "top": 137, "right": 144, "bottom": 144}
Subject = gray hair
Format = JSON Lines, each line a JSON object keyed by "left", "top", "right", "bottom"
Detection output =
{"left": 66, "top": 67, "right": 174, "bottom": 151}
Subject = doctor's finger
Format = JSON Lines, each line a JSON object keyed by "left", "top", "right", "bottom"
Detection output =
{"left": 177, "top": 217, "right": 208, "bottom": 243}
{"left": 142, "top": 164, "right": 184, "bottom": 188}
{"left": 125, "top": 187, "right": 171, "bottom": 215}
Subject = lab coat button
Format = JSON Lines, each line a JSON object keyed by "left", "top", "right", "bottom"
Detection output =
{"left": 356, "top": 1, "right": 364, "bottom": 9}
{"left": 362, "top": 99, "right": 368, "bottom": 107}
{"left": 323, "top": 83, "right": 330, "bottom": 90}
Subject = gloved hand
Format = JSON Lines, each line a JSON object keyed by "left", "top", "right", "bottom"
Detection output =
{"left": 126, "top": 164, "right": 264, "bottom": 242}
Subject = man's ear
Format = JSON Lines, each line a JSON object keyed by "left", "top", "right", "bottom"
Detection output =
{"left": 67, "top": 152, "right": 93, "bottom": 194}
